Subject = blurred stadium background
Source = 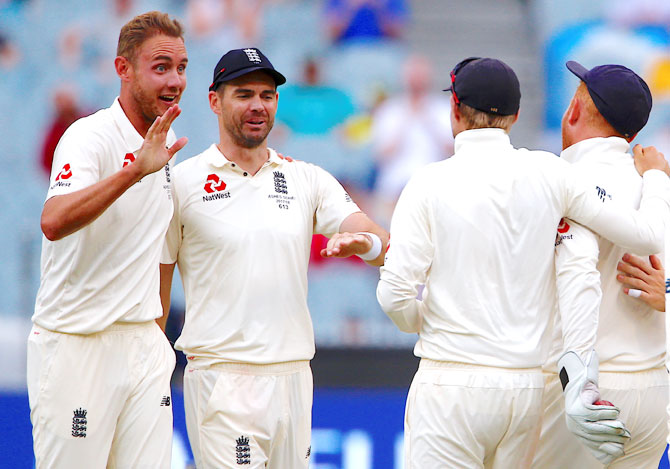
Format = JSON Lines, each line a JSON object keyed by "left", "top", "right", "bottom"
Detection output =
{"left": 0, "top": 0, "right": 669, "bottom": 467}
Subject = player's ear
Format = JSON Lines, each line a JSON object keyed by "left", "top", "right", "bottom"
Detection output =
{"left": 115, "top": 56, "right": 132, "bottom": 82}
{"left": 209, "top": 90, "right": 221, "bottom": 115}
{"left": 566, "top": 96, "right": 580, "bottom": 126}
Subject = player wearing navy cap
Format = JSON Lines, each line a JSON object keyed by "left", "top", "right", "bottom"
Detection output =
{"left": 159, "top": 47, "right": 388, "bottom": 468}
{"left": 533, "top": 61, "right": 668, "bottom": 469}
{"left": 377, "top": 56, "right": 670, "bottom": 468}
{"left": 28, "top": 11, "right": 188, "bottom": 469}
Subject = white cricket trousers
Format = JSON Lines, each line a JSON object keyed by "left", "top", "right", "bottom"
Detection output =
{"left": 404, "top": 359, "right": 544, "bottom": 469}
{"left": 533, "top": 367, "right": 669, "bottom": 469}
{"left": 27, "top": 321, "right": 176, "bottom": 469}
{"left": 183, "top": 359, "right": 313, "bottom": 469}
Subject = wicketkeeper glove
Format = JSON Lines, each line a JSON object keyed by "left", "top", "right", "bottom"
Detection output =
{"left": 558, "top": 350, "right": 631, "bottom": 465}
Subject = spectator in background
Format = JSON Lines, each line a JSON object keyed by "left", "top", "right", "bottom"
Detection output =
{"left": 40, "top": 84, "right": 87, "bottom": 177}
{"left": 275, "top": 56, "right": 355, "bottom": 136}
{"left": 0, "top": 31, "right": 20, "bottom": 69}
{"left": 325, "top": 0, "right": 408, "bottom": 45}
{"left": 187, "top": 0, "right": 265, "bottom": 46}
{"left": 370, "top": 54, "right": 454, "bottom": 226}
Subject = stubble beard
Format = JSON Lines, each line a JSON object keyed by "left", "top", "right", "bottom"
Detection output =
{"left": 226, "top": 116, "right": 274, "bottom": 149}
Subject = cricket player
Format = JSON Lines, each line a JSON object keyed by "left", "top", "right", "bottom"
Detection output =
{"left": 534, "top": 62, "right": 669, "bottom": 469}
{"left": 28, "top": 11, "right": 188, "bottom": 468}
{"left": 377, "top": 57, "right": 670, "bottom": 468}
{"left": 159, "top": 47, "right": 389, "bottom": 469}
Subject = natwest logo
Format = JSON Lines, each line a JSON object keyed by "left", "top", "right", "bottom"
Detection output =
{"left": 557, "top": 218, "right": 571, "bottom": 234}
{"left": 204, "top": 174, "right": 226, "bottom": 193}
{"left": 55, "top": 164, "right": 72, "bottom": 181}
{"left": 123, "top": 152, "right": 135, "bottom": 168}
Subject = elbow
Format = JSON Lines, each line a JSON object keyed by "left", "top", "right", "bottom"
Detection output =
{"left": 41, "top": 212, "right": 63, "bottom": 241}
{"left": 377, "top": 285, "right": 420, "bottom": 334}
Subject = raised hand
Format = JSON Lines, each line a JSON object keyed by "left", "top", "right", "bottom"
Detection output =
{"left": 133, "top": 105, "right": 188, "bottom": 178}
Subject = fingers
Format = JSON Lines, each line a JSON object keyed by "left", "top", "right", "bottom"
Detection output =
{"left": 621, "top": 253, "right": 652, "bottom": 275}
{"left": 321, "top": 233, "right": 370, "bottom": 258}
{"left": 168, "top": 137, "right": 188, "bottom": 158}
{"left": 649, "top": 253, "right": 664, "bottom": 271}
{"left": 633, "top": 144, "right": 670, "bottom": 176}
{"left": 147, "top": 105, "right": 181, "bottom": 139}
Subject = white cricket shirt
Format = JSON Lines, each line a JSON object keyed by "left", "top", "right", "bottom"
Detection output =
{"left": 377, "top": 128, "right": 669, "bottom": 369}
{"left": 549, "top": 137, "right": 666, "bottom": 372}
{"left": 33, "top": 98, "right": 176, "bottom": 334}
{"left": 162, "top": 145, "right": 360, "bottom": 365}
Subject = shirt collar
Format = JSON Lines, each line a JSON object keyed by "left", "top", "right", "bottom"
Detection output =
{"left": 560, "top": 137, "right": 630, "bottom": 165}
{"left": 110, "top": 97, "right": 144, "bottom": 152}
{"left": 454, "top": 128, "right": 513, "bottom": 153}
{"left": 204, "top": 144, "right": 284, "bottom": 169}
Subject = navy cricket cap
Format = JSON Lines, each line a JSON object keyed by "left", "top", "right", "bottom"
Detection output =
{"left": 566, "top": 60, "right": 652, "bottom": 139}
{"left": 444, "top": 57, "right": 521, "bottom": 116}
{"left": 209, "top": 47, "right": 286, "bottom": 91}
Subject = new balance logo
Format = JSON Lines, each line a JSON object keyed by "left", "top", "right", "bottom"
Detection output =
{"left": 243, "top": 48, "right": 261, "bottom": 63}
{"left": 596, "top": 185, "right": 612, "bottom": 202}
{"left": 72, "top": 408, "right": 87, "bottom": 438}
{"left": 236, "top": 435, "right": 251, "bottom": 465}
{"left": 160, "top": 396, "right": 171, "bottom": 406}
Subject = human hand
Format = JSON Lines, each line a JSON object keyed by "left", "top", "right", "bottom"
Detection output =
{"left": 133, "top": 105, "right": 188, "bottom": 179}
{"left": 617, "top": 253, "right": 665, "bottom": 311}
{"left": 632, "top": 144, "right": 669, "bottom": 177}
{"left": 321, "top": 232, "right": 373, "bottom": 259}
{"left": 558, "top": 351, "right": 631, "bottom": 465}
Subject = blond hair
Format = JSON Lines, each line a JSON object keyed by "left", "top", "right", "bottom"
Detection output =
{"left": 458, "top": 103, "right": 517, "bottom": 133}
{"left": 117, "top": 11, "right": 184, "bottom": 63}
{"left": 574, "top": 82, "right": 624, "bottom": 138}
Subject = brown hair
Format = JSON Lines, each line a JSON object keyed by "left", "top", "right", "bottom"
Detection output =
{"left": 117, "top": 11, "right": 184, "bottom": 63}
{"left": 574, "top": 82, "right": 624, "bottom": 138}
{"left": 458, "top": 102, "right": 517, "bottom": 133}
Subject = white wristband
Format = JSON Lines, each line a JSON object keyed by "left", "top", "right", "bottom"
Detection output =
{"left": 355, "top": 232, "right": 383, "bottom": 261}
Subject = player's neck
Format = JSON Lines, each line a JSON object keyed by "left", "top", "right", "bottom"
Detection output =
{"left": 118, "top": 93, "right": 151, "bottom": 138}
{"left": 216, "top": 141, "right": 269, "bottom": 176}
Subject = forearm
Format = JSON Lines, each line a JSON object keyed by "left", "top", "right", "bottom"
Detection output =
{"left": 157, "top": 263, "right": 176, "bottom": 332}
{"left": 555, "top": 222, "right": 601, "bottom": 359}
{"left": 41, "top": 163, "right": 144, "bottom": 241}
{"left": 339, "top": 212, "right": 389, "bottom": 266}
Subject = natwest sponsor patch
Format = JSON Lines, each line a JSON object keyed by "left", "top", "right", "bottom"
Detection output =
{"left": 51, "top": 163, "right": 73, "bottom": 189}
{"left": 203, "top": 173, "right": 231, "bottom": 202}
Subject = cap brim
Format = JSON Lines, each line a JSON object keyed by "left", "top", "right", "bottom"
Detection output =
{"left": 210, "top": 66, "right": 287, "bottom": 91}
{"left": 566, "top": 60, "right": 589, "bottom": 81}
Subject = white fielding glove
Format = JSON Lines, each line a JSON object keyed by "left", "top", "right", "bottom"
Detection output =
{"left": 558, "top": 350, "right": 631, "bottom": 465}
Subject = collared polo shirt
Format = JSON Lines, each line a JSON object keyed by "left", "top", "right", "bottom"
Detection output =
{"left": 162, "top": 145, "right": 360, "bottom": 365}
{"left": 33, "top": 98, "right": 176, "bottom": 334}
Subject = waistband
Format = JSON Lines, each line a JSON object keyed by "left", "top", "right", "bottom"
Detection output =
{"left": 188, "top": 359, "right": 310, "bottom": 376}
{"left": 33, "top": 320, "right": 157, "bottom": 336}
{"left": 420, "top": 358, "right": 542, "bottom": 374}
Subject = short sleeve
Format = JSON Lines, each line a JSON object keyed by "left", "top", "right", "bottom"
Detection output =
{"left": 311, "top": 164, "right": 360, "bottom": 236}
{"left": 45, "top": 122, "right": 102, "bottom": 201}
